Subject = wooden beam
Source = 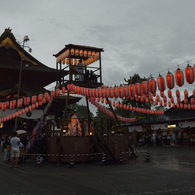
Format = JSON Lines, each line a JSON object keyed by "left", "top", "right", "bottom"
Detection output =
{"left": 60, "top": 90, "right": 69, "bottom": 136}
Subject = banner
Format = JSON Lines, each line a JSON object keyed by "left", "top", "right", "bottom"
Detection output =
{"left": 151, "top": 123, "right": 168, "bottom": 130}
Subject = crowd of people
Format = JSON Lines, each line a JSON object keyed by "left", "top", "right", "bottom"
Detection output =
{"left": 0, "top": 119, "right": 45, "bottom": 168}
{"left": 129, "top": 128, "right": 195, "bottom": 147}
{"left": 1, "top": 133, "right": 29, "bottom": 168}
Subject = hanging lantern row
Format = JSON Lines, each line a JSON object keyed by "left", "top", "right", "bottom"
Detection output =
{"left": 67, "top": 84, "right": 195, "bottom": 106}
{"left": 63, "top": 55, "right": 99, "bottom": 66}
{"left": 91, "top": 96, "right": 164, "bottom": 116}
{"left": 0, "top": 101, "right": 42, "bottom": 123}
{"left": 0, "top": 87, "right": 67, "bottom": 113}
{"left": 89, "top": 97, "right": 136, "bottom": 123}
{"left": 56, "top": 48, "right": 100, "bottom": 63}
{"left": 158, "top": 64, "right": 195, "bottom": 92}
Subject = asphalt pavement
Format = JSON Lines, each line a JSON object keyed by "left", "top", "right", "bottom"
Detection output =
{"left": 0, "top": 146, "right": 195, "bottom": 195}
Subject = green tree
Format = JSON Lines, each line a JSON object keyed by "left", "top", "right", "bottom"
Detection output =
{"left": 68, "top": 103, "right": 94, "bottom": 119}
{"left": 114, "top": 74, "right": 151, "bottom": 118}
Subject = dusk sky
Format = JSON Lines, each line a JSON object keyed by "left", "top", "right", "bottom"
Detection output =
{"left": 1, "top": 0, "right": 195, "bottom": 114}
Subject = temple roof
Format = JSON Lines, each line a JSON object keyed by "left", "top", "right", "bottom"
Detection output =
{"left": 0, "top": 28, "right": 68, "bottom": 99}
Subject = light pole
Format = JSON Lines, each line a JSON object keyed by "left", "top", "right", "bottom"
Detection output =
{"left": 14, "top": 36, "right": 31, "bottom": 131}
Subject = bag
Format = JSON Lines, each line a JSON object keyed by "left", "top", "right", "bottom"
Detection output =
{"left": 7, "top": 145, "right": 11, "bottom": 151}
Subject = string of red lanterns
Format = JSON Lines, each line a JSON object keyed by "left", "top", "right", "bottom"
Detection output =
{"left": 89, "top": 97, "right": 136, "bottom": 122}
{"left": 0, "top": 87, "right": 67, "bottom": 123}
{"left": 2, "top": 62, "right": 195, "bottom": 123}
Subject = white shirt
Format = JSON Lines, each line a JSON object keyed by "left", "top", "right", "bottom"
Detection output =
{"left": 10, "top": 136, "right": 20, "bottom": 151}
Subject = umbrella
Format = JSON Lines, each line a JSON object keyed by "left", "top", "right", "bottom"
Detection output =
{"left": 16, "top": 130, "right": 27, "bottom": 135}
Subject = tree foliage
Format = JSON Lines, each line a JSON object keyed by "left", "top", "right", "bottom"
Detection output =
{"left": 114, "top": 73, "right": 151, "bottom": 118}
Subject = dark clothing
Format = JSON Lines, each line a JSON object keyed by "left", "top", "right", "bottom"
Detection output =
{"left": 34, "top": 136, "right": 45, "bottom": 154}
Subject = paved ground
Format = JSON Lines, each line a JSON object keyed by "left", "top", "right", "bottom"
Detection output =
{"left": 0, "top": 146, "right": 195, "bottom": 195}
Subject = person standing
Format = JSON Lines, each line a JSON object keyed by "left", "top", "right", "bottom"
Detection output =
{"left": 71, "top": 111, "right": 79, "bottom": 136}
{"left": 76, "top": 60, "right": 85, "bottom": 81}
{"left": 10, "top": 132, "right": 20, "bottom": 168}
{"left": 166, "top": 131, "right": 171, "bottom": 147}
{"left": 3, "top": 136, "right": 11, "bottom": 163}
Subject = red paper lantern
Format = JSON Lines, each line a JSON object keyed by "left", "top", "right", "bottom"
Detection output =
{"left": 191, "top": 98, "right": 194, "bottom": 104}
{"left": 184, "top": 89, "right": 188, "bottom": 98}
{"left": 142, "top": 81, "right": 149, "bottom": 95}
{"left": 51, "top": 90, "right": 55, "bottom": 98}
{"left": 10, "top": 101, "right": 14, "bottom": 110}
{"left": 38, "top": 94, "right": 43, "bottom": 102}
{"left": 168, "top": 102, "right": 171, "bottom": 107}
{"left": 56, "top": 88, "right": 60, "bottom": 96}
{"left": 157, "top": 74, "right": 166, "bottom": 92}
{"left": 160, "top": 91, "right": 164, "bottom": 98}
{"left": 163, "top": 96, "right": 167, "bottom": 102}
{"left": 185, "top": 64, "right": 194, "bottom": 84}
{"left": 175, "top": 68, "right": 184, "bottom": 87}
{"left": 113, "top": 87, "right": 117, "bottom": 98}
{"left": 32, "top": 104, "right": 35, "bottom": 110}
{"left": 177, "top": 97, "right": 181, "bottom": 104}
{"left": 140, "top": 97, "right": 144, "bottom": 103}
{"left": 171, "top": 97, "right": 174, "bottom": 103}
{"left": 12, "top": 113, "right": 15, "bottom": 119}
{"left": 188, "top": 104, "right": 191, "bottom": 109}
{"left": 43, "top": 98, "right": 46, "bottom": 104}
{"left": 145, "top": 97, "right": 149, "bottom": 104}
{"left": 156, "top": 95, "right": 160, "bottom": 102}
{"left": 35, "top": 102, "right": 39, "bottom": 108}
{"left": 177, "top": 103, "right": 180, "bottom": 109}
{"left": 32, "top": 96, "right": 37, "bottom": 104}
{"left": 172, "top": 103, "right": 175, "bottom": 108}
{"left": 62, "top": 87, "right": 66, "bottom": 94}
{"left": 160, "top": 100, "right": 162, "bottom": 106}
{"left": 184, "top": 98, "right": 188, "bottom": 104}
{"left": 135, "top": 83, "right": 142, "bottom": 96}
{"left": 167, "top": 90, "right": 172, "bottom": 98}
{"left": 9, "top": 115, "right": 12, "bottom": 120}
{"left": 149, "top": 78, "right": 157, "bottom": 94}
{"left": 193, "top": 89, "right": 195, "bottom": 98}
{"left": 129, "top": 84, "right": 135, "bottom": 97}
{"left": 135, "top": 96, "right": 139, "bottom": 102}
{"left": 2, "top": 102, "right": 6, "bottom": 111}
{"left": 123, "top": 86, "right": 129, "bottom": 97}
{"left": 18, "top": 99, "right": 22, "bottom": 108}
{"left": 24, "top": 97, "right": 30, "bottom": 106}
{"left": 25, "top": 107, "right": 29, "bottom": 113}
{"left": 176, "top": 89, "right": 180, "bottom": 98}
{"left": 118, "top": 86, "right": 124, "bottom": 98}
{"left": 22, "top": 109, "right": 25, "bottom": 114}
{"left": 166, "top": 71, "right": 175, "bottom": 89}
{"left": 180, "top": 103, "right": 183, "bottom": 109}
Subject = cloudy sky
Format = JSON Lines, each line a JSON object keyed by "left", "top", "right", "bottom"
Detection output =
{"left": 1, "top": 0, "right": 195, "bottom": 114}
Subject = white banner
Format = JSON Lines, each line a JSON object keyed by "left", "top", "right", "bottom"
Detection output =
{"left": 128, "top": 125, "right": 142, "bottom": 132}
{"left": 151, "top": 123, "right": 168, "bottom": 130}
{"left": 179, "top": 121, "right": 195, "bottom": 128}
